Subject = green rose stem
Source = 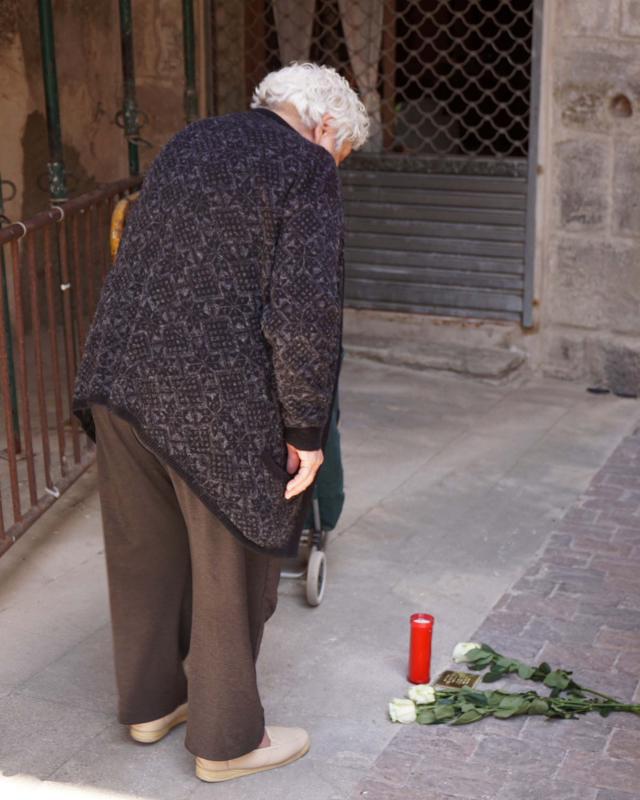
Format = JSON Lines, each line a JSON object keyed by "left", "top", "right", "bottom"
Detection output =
{"left": 460, "top": 644, "right": 625, "bottom": 705}
{"left": 387, "top": 644, "right": 640, "bottom": 728}
{"left": 409, "top": 687, "right": 640, "bottom": 726}
{"left": 571, "top": 686, "right": 621, "bottom": 704}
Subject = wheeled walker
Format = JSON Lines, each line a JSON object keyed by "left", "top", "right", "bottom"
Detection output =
{"left": 280, "top": 383, "right": 344, "bottom": 607}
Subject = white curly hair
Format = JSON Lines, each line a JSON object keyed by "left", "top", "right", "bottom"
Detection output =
{"left": 250, "top": 62, "right": 370, "bottom": 151}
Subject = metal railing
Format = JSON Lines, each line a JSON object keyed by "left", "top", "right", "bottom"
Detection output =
{"left": 0, "top": 178, "right": 141, "bottom": 557}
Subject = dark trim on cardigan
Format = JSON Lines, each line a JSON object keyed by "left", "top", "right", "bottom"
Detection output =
{"left": 250, "top": 106, "right": 339, "bottom": 178}
{"left": 285, "top": 426, "right": 323, "bottom": 451}
{"left": 72, "top": 397, "right": 313, "bottom": 559}
{"left": 249, "top": 106, "right": 299, "bottom": 133}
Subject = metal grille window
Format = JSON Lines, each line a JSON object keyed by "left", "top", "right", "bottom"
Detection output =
{"left": 218, "top": 0, "right": 533, "bottom": 157}
{"left": 212, "top": 0, "right": 540, "bottom": 324}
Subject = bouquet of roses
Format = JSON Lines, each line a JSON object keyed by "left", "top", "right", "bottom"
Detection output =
{"left": 388, "top": 642, "right": 640, "bottom": 726}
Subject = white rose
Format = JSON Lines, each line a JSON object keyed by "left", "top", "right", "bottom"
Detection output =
{"left": 452, "top": 642, "right": 482, "bottom": 663}
{"left": 388, "top": 698, "right": 417, "bottom": 723}
{"left": 407, "top": 684, "right": 436, "bottom": 705}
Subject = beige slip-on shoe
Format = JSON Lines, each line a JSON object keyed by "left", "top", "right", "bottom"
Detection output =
{"left": 129, "top": 700, "right": 189, "bottom": 743}
{"left": 195, "top": 726, "right": 310, "bottom": 782}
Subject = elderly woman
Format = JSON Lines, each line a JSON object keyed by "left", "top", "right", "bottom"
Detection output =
{"left": 72, "top": 63, "right": 369, "bottom": 783}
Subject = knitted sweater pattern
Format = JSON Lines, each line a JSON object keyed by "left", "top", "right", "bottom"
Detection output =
{"left": 72, "top": 108, "right": 345, "bottom": 556}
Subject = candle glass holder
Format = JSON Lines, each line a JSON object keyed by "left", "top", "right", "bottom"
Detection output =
{"left": 408, "top": 613, "right": 434, "bottom": 684}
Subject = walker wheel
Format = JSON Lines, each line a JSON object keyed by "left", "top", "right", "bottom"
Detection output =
{"left": 305, "top": 547, "right": 326, "bottom": 607}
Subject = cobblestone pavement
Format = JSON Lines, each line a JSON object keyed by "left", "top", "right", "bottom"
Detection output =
{"left": 356, "top": 428, "right": 640, "bottom": 800}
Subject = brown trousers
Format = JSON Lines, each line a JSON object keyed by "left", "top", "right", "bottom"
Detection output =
{"left": 91, "top": 403, "right": 282, "bottom": 761}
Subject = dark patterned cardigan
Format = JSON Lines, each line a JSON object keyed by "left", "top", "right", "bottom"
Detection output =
{"left": 72, "top": 107, "right": 345, "bottom": 557}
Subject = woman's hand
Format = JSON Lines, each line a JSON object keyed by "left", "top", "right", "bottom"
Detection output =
{"left": 284, "top": 443, "right": 324, "bottom": 500}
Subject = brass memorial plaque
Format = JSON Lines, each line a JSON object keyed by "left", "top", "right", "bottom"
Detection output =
{"left": 434, "top": 670, "right": 480, "bottom": 689}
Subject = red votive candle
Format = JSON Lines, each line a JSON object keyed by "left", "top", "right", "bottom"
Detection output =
{"left": 407, "top": 613, "right": 434, "bottom": 684}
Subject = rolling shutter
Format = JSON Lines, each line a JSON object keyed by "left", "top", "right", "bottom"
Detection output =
{"left": 341, "top": 156, "right": 528, "bottom": 321}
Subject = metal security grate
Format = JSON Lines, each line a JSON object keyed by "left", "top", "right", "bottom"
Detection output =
{"left": 390, "top": 0, "right": 533, "bottom": 157}
{"left": 212, "top": 0, "right": 540, "bottom": 324}
{"left": 216, "top": 0, "right": 534, "bottom": 158}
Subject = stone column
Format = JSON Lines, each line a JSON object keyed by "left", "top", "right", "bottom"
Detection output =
{"left": 538, "top": 0, "right": 640, "bottom": 394}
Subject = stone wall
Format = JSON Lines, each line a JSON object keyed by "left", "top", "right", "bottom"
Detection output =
{"left": 536, "top": 0, "right": 640, "bottom": 393}
{"left": 0, "top": 0, "right": 188, "bottom": 223}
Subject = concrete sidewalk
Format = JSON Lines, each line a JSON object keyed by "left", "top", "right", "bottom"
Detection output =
{"left": 0, "top": 356, "right": 637, "bottom": 800}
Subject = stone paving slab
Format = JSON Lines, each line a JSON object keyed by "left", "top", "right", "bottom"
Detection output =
{"left": 357, "top": 428, "right": 640, "bottom": 800}
{"left": 343, "top": 336, "right": 527, "bottom": 381}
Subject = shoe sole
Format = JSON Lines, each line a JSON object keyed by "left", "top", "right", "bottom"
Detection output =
{"left": 195, "top": 739, "right": 311, "bottom": 782}
{"left": 129, "top": 707, "right": 189, "bottom": 743}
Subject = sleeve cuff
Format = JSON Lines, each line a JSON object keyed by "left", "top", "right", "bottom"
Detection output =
{"left": 284, "top": 426, "right": 323, "bottom": 451}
